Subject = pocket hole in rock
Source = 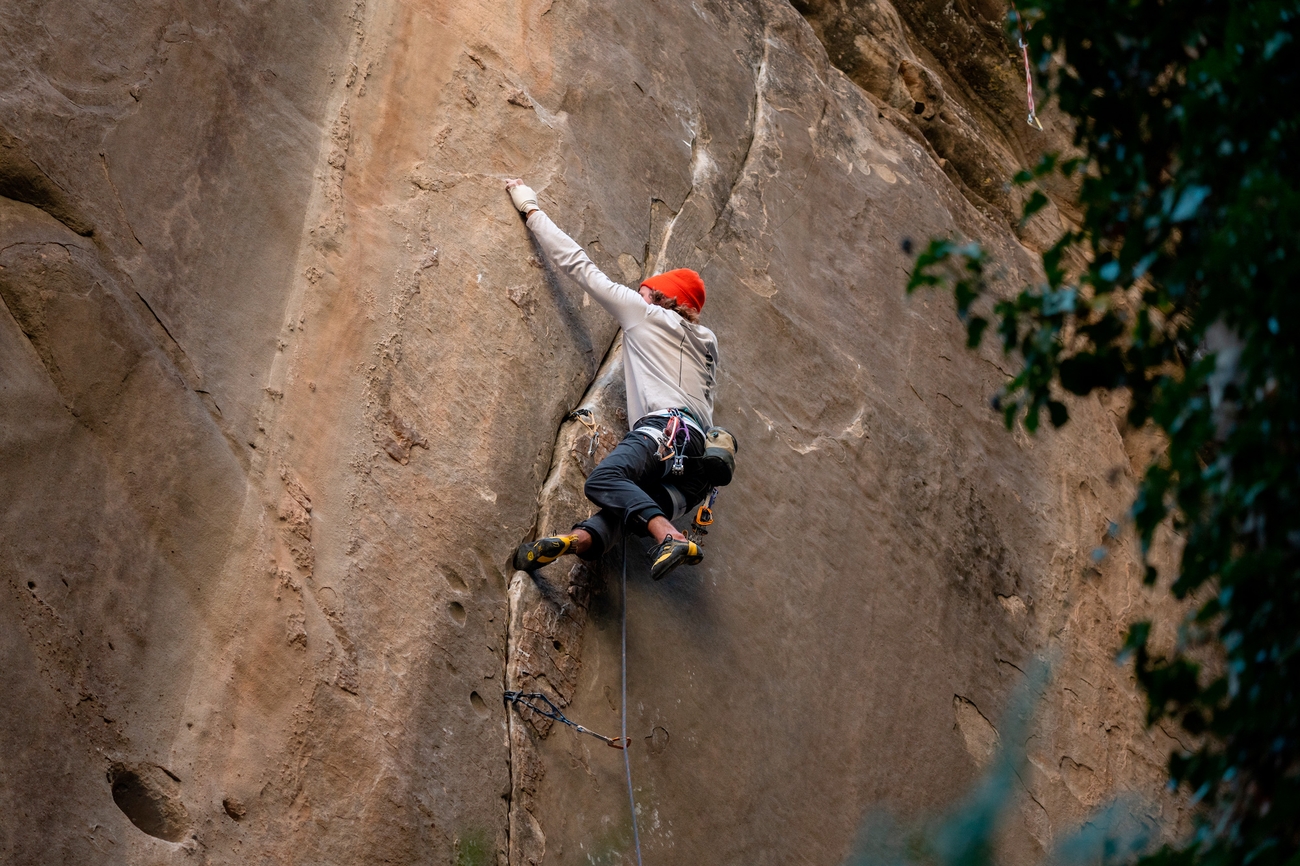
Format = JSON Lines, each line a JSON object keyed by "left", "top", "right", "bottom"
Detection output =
{"left": 470, "top": 691, "right": 489, "bottom": 717}
{"left": 107, "top": 763, "right": 191, "bottom": 842}
{"left": 448, "top": 601, "right": 467, "bottom": 625}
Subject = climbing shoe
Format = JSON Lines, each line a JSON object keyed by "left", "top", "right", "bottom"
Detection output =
{"left": 649, "top": 537, "right": 703, "bottom": 581}
{"left": 513, "top": 535, "right": 580, "bottom": 572}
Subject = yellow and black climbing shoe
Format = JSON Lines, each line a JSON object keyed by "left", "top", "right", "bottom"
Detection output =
{"left": 513, "top": 535, "right": 579, "bottom": 572}
{"left": 649, "top": 537, "right": 703, "bottom": 581}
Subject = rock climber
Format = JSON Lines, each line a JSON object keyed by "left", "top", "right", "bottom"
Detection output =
{"left": 505, "top": 178, "right": 730, "bottom": 581}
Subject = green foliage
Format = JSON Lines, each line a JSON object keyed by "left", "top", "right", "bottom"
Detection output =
{"left": 906, "top": 1, "right": 1300, "bottom": 864}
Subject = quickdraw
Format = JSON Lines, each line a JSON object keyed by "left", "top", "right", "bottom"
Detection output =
{"left": 1010, "top": 2, "right": 1044, "bottom": 131}
{"left": 569, "top": 407, "right": 600, "bottom": 457}
{"left": 504, "top": 690, "right": 631, "bottom": 749}
{"left": 689, "top": 487, "right": 720, "bottom": 541}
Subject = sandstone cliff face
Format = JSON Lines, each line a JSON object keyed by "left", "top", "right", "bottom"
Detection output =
{"left": 1, "top": 1, "right": 1181, "bottom": 864}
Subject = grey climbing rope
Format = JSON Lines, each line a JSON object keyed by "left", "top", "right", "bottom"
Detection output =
{"left": 503, "top": 691, "right": 630, "bottom": 749}
{"left": 621, "top": 520, "right": 645, "bottom": 866}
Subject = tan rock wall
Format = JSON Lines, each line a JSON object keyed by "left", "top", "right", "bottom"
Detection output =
{"left": 1, "top": 1, "right": 1183, "bottom": 864}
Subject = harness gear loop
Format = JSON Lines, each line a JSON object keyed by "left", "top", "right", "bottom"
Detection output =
{"left": 504, "top": 690, "right": 630, "bottom": 749}
{"left": 649, "top": 409, "right": 693, "bottom": 474}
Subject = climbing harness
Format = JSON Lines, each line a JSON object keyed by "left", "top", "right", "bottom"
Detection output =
{"left": 503, "top": 691, "right": 630, "bottom": 749}
{"left": 1010, "top": 2, "right": 1045, "bottom": 131}
{"left": 569, "top": 407, "right": 600, "bottom": 457}
{"left": 632, "top": 409, "right": 696, "bottom": 476}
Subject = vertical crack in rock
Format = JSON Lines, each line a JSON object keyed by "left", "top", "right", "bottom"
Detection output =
{"left": 652, "top": 107, "right": 712, "bottom": 272}
{"left": 505, "top": 333, "right": 627, "bottom": 866}
{"left": 706, "top": 20, "right": 771, "bottom": 243}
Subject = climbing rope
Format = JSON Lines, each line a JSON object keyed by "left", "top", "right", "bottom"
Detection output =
{"left": 1010, "top": 2, "right": 1045, "bottom": 130}
{"left": 621, "top": 519, "right": 645, "bottom": 866}
{"left": 503, "top": 691, "right": 630, "bottom": 749}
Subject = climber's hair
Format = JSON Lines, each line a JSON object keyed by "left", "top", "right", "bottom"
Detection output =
{"left": 644, "top": 289, "right": 700, "bottom": 323}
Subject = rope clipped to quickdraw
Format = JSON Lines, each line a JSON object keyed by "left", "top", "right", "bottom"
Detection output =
{"left": 1010, "top": 2, "right": 1044, "bottom": 131}
{"left": 504, "top": 690, "right": 631, "bottom": 749}
{"left": 569, "top": 407, "right": 600, "bottom": 457}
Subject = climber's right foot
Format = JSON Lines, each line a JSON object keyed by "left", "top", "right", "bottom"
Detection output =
{"left": 649, "top": 537, "right": 703, "bottom": 581}
{"left": 513, "top": 535, "right": 580, "bottom": 572}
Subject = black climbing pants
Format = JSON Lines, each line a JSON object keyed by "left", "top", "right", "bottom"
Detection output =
{"left": 575, "top": 414, "right": 712, "bottom": 559}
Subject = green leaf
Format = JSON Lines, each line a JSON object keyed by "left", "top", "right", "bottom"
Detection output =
{"left": 1120, "top": 621, "right": 1152, "bottom": 661}
{"left": 1021, "top": 190, "right": 1050, "bottom": 223}
{"left": 1059, "top": 352, "right": 1125, "bottom": 394}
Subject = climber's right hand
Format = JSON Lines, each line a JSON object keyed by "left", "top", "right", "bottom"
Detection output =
{"left": 506, "top": 179, "right": 539, "bottom": 215}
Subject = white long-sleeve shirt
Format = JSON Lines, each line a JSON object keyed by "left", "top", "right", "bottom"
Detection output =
{"left": 527, "top": 210, "right": 719, "bottom": 429}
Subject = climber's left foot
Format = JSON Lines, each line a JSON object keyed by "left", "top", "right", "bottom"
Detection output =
{"left": 514, "top": 535, "right": 580, "bottom": 572}
{"left": 649, "top": 537, "right": 703, "bottom": 581}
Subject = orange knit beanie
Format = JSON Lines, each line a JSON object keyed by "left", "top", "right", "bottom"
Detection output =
{"left": 641, "top": 268, "right": 706, "bottom": 312}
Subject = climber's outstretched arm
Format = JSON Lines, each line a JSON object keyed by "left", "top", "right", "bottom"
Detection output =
{"left": 507, "top": 180, "right": 647, "bottom": 330}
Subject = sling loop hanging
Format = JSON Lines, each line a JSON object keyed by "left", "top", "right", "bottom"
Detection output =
{"left": 569, "top": 407, "right": 600, "bottom": 457}
{"left": 1010, "top": 3, "right": 1045, "bottom": 130}
{"left": 504, "top": 690, "right": 631, "bottom": 749}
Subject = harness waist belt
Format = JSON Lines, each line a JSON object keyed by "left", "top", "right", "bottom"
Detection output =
{"left": 634, "top": 424, "right": 701, "bottom": 445}
{"left": 637, "top": 409, "right": 706, "bottom": 438}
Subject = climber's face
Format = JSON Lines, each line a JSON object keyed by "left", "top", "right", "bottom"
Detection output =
{"left": 638, "top": 285, "right": 654, "bottom": 304}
